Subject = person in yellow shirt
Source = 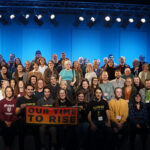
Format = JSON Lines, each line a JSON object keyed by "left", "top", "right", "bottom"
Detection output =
{"left": 109, "top": 87, "right": 128, "bottom": 150}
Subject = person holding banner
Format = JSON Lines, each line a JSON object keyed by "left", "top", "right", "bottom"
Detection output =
{"left": 15, "top": 84, "right": 41, "bottom": 150}
{"left": 88, "top": 87, "right": 112, "bottom": 150}
{"left": 37, "top": 86, "right": 57, "bottom": 150}
{"left": 0, "top": 86, "right": 18, "bottom": 150}
{"left": 75, "top": 90, "right": 89, "bottom": 150}
{"left": 54, "top": 89, "right": 73, "bottom": 150}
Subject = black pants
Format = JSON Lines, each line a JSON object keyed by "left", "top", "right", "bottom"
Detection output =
{"left": 18, "top": 119, "right": 41, "bottom": 150}
{"left": 57, "top": 126, "right": 76, "bottom": 150}
{"left": 129, "top": 124, "right": 147, "bottom": 150}
{"left": 89, "top": 123, "right": 113, "bottom": 150}
{"left": 0, "top": 121, "right": 18, "bottom": 148}
{"left": 112, "top": 123, "right": 129, "bottom": 150}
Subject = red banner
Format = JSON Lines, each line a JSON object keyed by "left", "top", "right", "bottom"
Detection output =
{"left": 26, "top": 106, "right": 78, "bottom": 125}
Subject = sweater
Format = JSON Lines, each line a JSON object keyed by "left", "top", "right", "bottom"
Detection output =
{"left": 109, "top": 98, "right": 128, "bottom": 124}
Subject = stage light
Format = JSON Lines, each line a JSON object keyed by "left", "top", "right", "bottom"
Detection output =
{"left": 116, "top": 17, "right": 121, "bottom": 22}
{"left": 34, "top": 14, "right": 43, "bottom": 26}
{"left": 36, "top": 14, "right": 42, "bottom": 20}
{"left": 50, "top": 14, "right": 55, "bottom": 20}
{"left": 25, "top": 14, "right": 30, "bottom": 19}
{"left": 87, "top": 17, "right": 96, "bottom": 28}
{"left": 10, "top": 14, "right": 15, "bottom": 20}
{"left": 79, "top": 16, "right": 84, "bottom": 21}
{"left": 141, "top": 18, "right": 146, "bottom": 23}
{"left": 0, "top": 14, "right": 2, "bottom": 19}
{"left": 136, "top": 18, "right": 146, "bottom": 29}
{"left": 129, "top": 18, "right": 134, "bottom": 23}
{"left": 105, "top": 16, "right": 111, "bottom": 21}
{"left": 90, "top": 17, "right": 96, "bottom": 22}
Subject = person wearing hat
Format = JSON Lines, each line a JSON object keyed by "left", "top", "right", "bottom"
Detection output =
{"left": 31, "top": 50, "right": 42, "bottom": 69}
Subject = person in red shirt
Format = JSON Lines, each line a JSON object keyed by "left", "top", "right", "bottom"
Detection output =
{"left": 0, "top": 86, "right": 18, "bottom": 150}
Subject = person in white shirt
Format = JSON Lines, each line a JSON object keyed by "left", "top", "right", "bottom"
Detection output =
{"left": 38, "top": 57, "right": 48, "bottom": 76}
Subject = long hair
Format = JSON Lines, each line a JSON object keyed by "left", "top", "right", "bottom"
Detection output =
{"left": 94, "top": 87, "right": 103, "bottom": 100}
{"left": 132, "top": 92, "right": 143, "bottom": 110}
{"left": 54, "top": 88, "right": 71, "bottom": 107}
{"left": 4, "top": 86, "right": 14, "bottom": 99}
{"left": 99, "top": 71, "right": 109, "bottom": 84}
{"left": 75, "top": 90, "right": 88, "bottom": 105}
{"left": 72, "top": 61, "right": 82, "bottom": 73}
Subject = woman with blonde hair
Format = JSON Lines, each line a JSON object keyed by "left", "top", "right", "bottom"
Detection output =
{"left": 38, "top": 57, "right": 48, "bottom": 76}
{"left": 59, "top": 60, "right": 76, "bottom": 89}
{"left": 85, "top": 63, "right": 97, "bottom": 85}
{"left": 0, "top": 80, "right": 10, "bottom": 100}
{"left": 139, "top": 63, "right": 150, "bottom": 84}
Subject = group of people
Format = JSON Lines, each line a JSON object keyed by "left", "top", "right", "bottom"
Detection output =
{"left": 0, "top": 51, "right": 149, "bottom": 150}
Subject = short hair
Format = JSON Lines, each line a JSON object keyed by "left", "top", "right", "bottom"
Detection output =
{"left": 43, "top": 86, "right": 51, "bottom": 92}
{"left": 114, "top": 87, "right": 122, "bottom": 94}
{"left": 64, "top": 60, "right": 71, "bottom": 66}
{"left": 25, "top": 84, "right": 34, "bottom": 89}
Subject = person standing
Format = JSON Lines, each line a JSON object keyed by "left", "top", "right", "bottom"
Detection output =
{"left": 109, "top": 87, "right": 128, "bottom": 150}
{"left": 15, "top": 84, "right": 41, "bottom": 150}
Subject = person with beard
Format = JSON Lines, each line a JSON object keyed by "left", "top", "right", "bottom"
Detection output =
{"left": 129, "top": 93, "right": 148, "bottom": 150}
{"left": 34, "top": 79, "right": 45, "bottom": 100}
{"left": 111, "top": 69, "right": 125, "bottom": 89}
{"left": 88, "top": 87, "right": 112, "bottom": 150}
{"left": 0, "top": 86, "right": 18, "bottom": 150}
{"left": 139, "top": 79, "right": 150, "bottom": 126}
{"left": 116, "top": 56, "right": 129, "bottom": 74}
{"left": 109, "top": 87, "right": 128, "bottom": 150}
{"left": 15, "top": 84, "right": 41, "bottom": 150}
{"left": 37, "top": 86, "right": 56, "bottom": 150}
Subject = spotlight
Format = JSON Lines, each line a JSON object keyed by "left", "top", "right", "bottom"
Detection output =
{"left": 19, "top": 14, "right": 29, "bottom": 25}
{"left": 73, "top": 16, "right": 84, "bottom": 27}
{"left": 136, "top": 18, "right": 146, "bottom": 29}
{"left": 50, "top": 14, "right": 55, "bottom": 20}
{"left": 10, "top": 14, "right": 15, "bottom": 20}
{"left": 90, "top": 17, "right": 96, "bottom": 22}
{"left": 104, "top": 16, "right": 114, "bottom": 28}
{"left": 36, "top": 14, "right": 42, "bottom": 20}
{"left": 87, "top": 17, "right": 96, "bottom": 28}
{"left": 105, "top": 16, "right": 111, "bottom": 22}
{"left": 79, "top": 16, "right": 84, "bottom": 21}
{"left": 129, "top": 18, "right": 134, "bottom": 23}
{"left": 141, "top": 18, "right": 146, "bottom": 23}
{"left": 0, "top": 14, "right": 2, "bottom": 18}
{"left": 25, "top": 14, "right": 30, "bottom": 19}
{"left": 34, "top": 14, "right": 43, "bottom": 26}
{"left": 116, "top": 17, "right": 121, "bottom": 22}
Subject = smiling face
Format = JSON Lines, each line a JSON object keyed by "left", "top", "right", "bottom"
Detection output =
{"left": 44, "top": 88, "right": 50, "bottom": 99}
{"left": 115, "top": 88, "right": 122, "bottom": 99}
{"left": 25, "top": 85, "right": 34, "bottom": 97}
{"left": 59, "top": 89, "right": 66, "bottom": 100}
{"left": 77, "top": 93, "right": 84, "bottom": 102}
{"left": 5, "top": 87, "right": 13, "bottom": 99}
{"left": 134, "top": 94, "right": 141, "bottom": 103}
